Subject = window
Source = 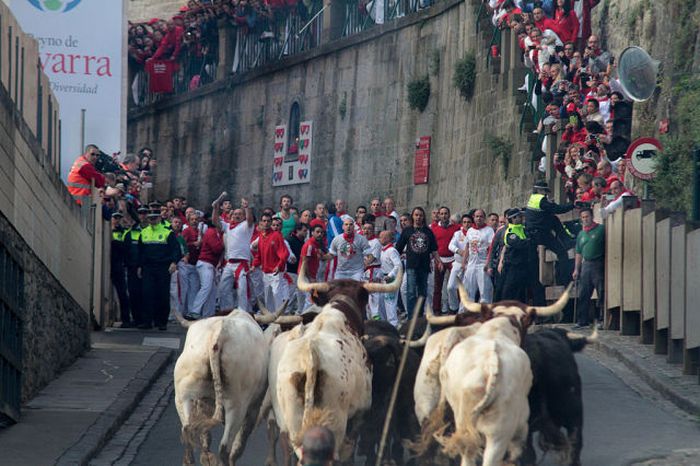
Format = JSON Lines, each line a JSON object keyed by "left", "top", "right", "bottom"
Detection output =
{"left": 286, "top": 101, "right": 301, "bottom": 160}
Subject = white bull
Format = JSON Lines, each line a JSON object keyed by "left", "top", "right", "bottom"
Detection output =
{"left": 436, "top": 316, "right": 533, "bottom": 466}
{"left": 173, "top": 307, "right": 281, "bottom": 466}
{"left": 275, "top": 304, "right": 372, "bottom": 461}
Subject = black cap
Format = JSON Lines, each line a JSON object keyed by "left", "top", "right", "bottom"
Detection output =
{"left": 533, "top": 181, "right": 550, "bottom": 192}
{"left": 137, "top": 206, "right": 149, "bottom": 213}
{"left": 506, "top": 208, "right": 523, "bottom": 219}
{"left": 149, "top": 201, "right": 162, "bottom": 209}
{"left": 147, "top": 211, "right": 161, "bottom": 218}
{"left": 111, "top": 211, "right": 124, "bottom": 218}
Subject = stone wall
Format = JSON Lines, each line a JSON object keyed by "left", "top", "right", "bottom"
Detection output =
{"left": 0, "top": 74, "right": 92, "bottom": 401}
{"left": 127, "top": 0, "right": 542, "bottom": 214}
{"left": 127, "top": 0, "right": 184, "bottom": 21}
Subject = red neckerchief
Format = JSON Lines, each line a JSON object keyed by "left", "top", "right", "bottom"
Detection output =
{"left": 583, "top": 222, "right": 599, "bottom": 232}
{"left": 472, "top": 223, "right": 488, "bottom": 230}
{"left": 343, "top": 232, "right": 355, "bottom": 243}
{"left": 382, "top": 243, "right": 394, "bottom": 251}
{"left": 365, "top": 233, "right": 375, "bottom": 241}
{"left": 229, "top": 220, "right": 240, "bottom": 230}
{"left": 461, "top": 227, "right": 469, "bottom": 235}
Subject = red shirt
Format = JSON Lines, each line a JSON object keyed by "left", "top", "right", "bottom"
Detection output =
{"left": 182, "top": 227, "right": 200, "bottom": 265}
{"left": 301, "top": 237, "right": 322, "bottom": 279}
{"left": 198, "top": 228, "right": 224, "bottom": 266}
{"left": 254, "top": 230, "right": 289, "bottom": 273}
{"left": 431, "top": 222, "right": 460, "bottom": 257}
{"left": 535, "top": 17, "right": 559, "bottom": 34}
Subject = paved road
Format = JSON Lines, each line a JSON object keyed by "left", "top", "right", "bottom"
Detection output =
{"left": 121, "top": 351, "right": 700, "bottom": 466}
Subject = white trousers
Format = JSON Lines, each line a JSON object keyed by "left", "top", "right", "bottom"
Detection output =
{"left": 285, "top": 272, "right": 305, "bottom": 314}
{"left": 263, "top": 272, "right": 289, "bottom": 313}
{"left": 383, "top": 291, "right": 399, "bottom": 327}
{"left": 364, "top": 267, "right": 384, "bottom": 320}
{"left": 178, "top": 262, "right": 199, "bottom": 314}
{"left": 218, "top": 261, "right": 252, "bottom": 312}
{"left": 446, "top": 264, "right": 465, "bottom": 311}
{"left": 191, "top": 261, "right": 218, "bottom": 318}
{"left": 465, "top": 262, "right": 493, "bottom": 304}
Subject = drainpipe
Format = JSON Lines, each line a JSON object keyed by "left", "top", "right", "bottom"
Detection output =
{"left": 693, "top": 146, "right": 700, "bottom": 222}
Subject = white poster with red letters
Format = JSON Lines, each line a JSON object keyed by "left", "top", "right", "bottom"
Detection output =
{"left": 272, "top": 121, "right": 312, "bottom": 187}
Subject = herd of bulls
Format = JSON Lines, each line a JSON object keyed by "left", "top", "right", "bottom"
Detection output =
{"left": 172, "top": 264, "right": 597, "bottom": 466}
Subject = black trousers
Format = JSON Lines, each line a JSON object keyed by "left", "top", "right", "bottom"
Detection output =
{"left": 111, "top": 265, "right": 131, "bottom": 324}
{"left": 501, "top": 263, "right": 546, "bottom": 306}
{"left": 142, "top": 265, "right": 171, "bottom": 327}
{"left": 492, "top": 270, "right": 504, "bottom": 302}
{"left": 127, "top": 266, "right": 143, "bottom": 325}
{"left": 577, "top": 260, "right": 604, "bottom": 325}
{"left": 530, "top": 227, "right": 573, "bottom": 286}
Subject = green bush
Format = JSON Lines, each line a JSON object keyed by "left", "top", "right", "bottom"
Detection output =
{"left": 453, "top": 52, "right": 477, "bottom": 100}
{"left": 407, "top": 75, "right": 431, "bottom": 112}
{"left": 485, "top": 133, "right": 513, "bottom": 178}
{"left": 651, "top": 77, "right": 700, "bottom": 214}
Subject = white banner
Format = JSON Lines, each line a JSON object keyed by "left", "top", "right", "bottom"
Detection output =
{"left": 9, "top": 0, "right": 125, "bottom": 178}
{"left": 272, "top": 120, "right": 312, "bottom": 187}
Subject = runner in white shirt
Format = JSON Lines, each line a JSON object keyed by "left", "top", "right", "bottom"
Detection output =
{"left": 215, "top": 195, "right": 255, "bottom": 312}
{"left": 464, "top": 209, "right": 495, "bottom": 303}
{"left": 379, "top": 231, "right": 402, "bottom": 326}
{"left": 447, "top": 214, "right": 472, "bottom": 312}
{"left": 362, "top": 221, "right": 384, "bottom": 320}
{"left": 329, "top": 218, "right": 373, "bottom": 281}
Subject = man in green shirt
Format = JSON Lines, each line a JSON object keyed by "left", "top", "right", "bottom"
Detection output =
{"left": 572, "top": 207, "right": 605, "bottom": 329}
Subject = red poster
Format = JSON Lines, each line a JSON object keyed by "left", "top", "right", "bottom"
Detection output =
{"left": 147, "top": 60, "right": 174, "bottom": 93}
{"left": 413, "top": 136, "right": 431, "bottom": 185}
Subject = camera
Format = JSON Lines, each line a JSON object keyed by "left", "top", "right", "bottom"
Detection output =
{"left": 94, "top": 150, "right": 123, "bottom": 175}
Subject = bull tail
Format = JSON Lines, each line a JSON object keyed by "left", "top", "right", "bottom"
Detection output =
{"left": 209, "top": 320, "right": 226, "bottom": 423}
{"left": 472, "top": 339, "right": 500, "bottom": 418}
{"left": 173, "top": 306, "right": 193, "bottom": 328}
{"left": 300, "top": 339, "right": 328, "bottom": 436}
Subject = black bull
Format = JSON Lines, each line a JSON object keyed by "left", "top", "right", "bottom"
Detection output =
{"left": 359, "top": 320, "right": 421, "bottom": 466}
{"left": 399, "top": 320, "right": 591, "bottom": 466}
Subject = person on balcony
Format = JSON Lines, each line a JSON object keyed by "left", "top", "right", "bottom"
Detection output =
{"left": 67, "top": 144, "right": 106, "bottom": 205}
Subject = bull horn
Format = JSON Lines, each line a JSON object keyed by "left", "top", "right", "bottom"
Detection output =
{"left": 273, "top": 315, "right": 303, "bottom": 325}
{"left": 587, "top": 323, "right": 599, "bottom": 343}
{"left": 457, "top": 283, "right": 483, "bottom": 313}
{"left": 529, "top": 282, "right": 573, "bottom": 316}
{"left": 403, "top": 323, "right": 432, "bottom": 348}
{"left": 257, "top": 298, "right": 271, "bottom": 316}
{"left": 363, "top": 267, "right": 404, "bottom": 293}
{"left": 297, "top": 260, "right": 330, "bottom": 293}
{"left": 425, "top": 301, "right": 456, "bottom": 326}
{"left": 254, "top": 300, "right": 289, "bottom": 324}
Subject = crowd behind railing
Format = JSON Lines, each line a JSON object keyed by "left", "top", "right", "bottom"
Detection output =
{"left": 128, "top": 0, "right": 444, "bottom": 107}
{"left": 480, "top": 0, "right": 635, "bottom": 204}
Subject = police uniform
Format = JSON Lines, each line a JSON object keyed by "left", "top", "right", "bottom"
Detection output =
{"left": 524, "top": 182, "right": 575, "bottom": 284}
{"left": 500, "top": 209, "right": 546, "bottom": 305}
{"left": 138, "top": 215, "right": 182, "bottom": 329}
{"left": 111, "top": 213, "right": 132, "bottom": 326}
{"left": 125, "top": 211, "right": 146, "bottom": 325}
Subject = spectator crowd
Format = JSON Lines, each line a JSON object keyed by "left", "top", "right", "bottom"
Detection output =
{"left": 67, "top": 139, "right": 624, "bottom": 332}
{"left": 485, "top": 0, "right": 635, "bottom": 204}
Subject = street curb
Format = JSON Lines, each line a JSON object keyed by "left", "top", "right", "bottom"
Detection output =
{"left": 54, "top": 347, "right": 174, "bottom": 466}
{"left": 595, "top": 340, "right": 700, "bottom": 417}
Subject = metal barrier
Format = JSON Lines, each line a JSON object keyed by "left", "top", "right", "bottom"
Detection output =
{"left": 0, "top": 243, "right": 24, "bottom": 425}
{"left": 342, "top": 0, "right": 421, "bottom": 37}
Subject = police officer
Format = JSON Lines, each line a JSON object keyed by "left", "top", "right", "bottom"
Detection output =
{"left": 111, "top": 211, "right": 133, "bottom": 327}
{"left": 499, "top": 208, "right": 546, "bottom": 305}
{"left": 525, "top": 181, "right": 575, "bottom": 284}
{"left": 138, "top": 209, "right": 181, "bottom": 330}
{"left": 124, "top": 206, "right": 149, "bottom": 326}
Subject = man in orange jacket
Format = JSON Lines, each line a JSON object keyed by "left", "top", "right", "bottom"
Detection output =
{"left": 66, "top": 144, "right": 106, "bottom": 205}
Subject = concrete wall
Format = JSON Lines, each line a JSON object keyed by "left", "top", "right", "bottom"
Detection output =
{"left": 0, "top": 3, "right": 93, "bottom": 402}
{"left": 127, "top": 0, "right": 540, "bottom": 214}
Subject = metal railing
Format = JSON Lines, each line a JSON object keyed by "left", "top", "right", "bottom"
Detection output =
{"left": 342, "top": 0, "right": 424, "bottom": 37}
{"left": 0, "top": 244, "right": 24, "bottom": 425}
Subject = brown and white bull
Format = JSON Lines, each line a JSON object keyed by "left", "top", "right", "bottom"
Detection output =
{"left": 414, "top": 284, "right": 572, "bottom": 466}
{"left": 173, "top": 304, "right": 284, "bottom": 466}
{"left": 273, "top": 262, "right": 403, "bottom": 462}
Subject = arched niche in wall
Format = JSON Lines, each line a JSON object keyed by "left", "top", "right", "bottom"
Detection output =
{"left": 286, "top": 100, "right": 302, "bottom": 161}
